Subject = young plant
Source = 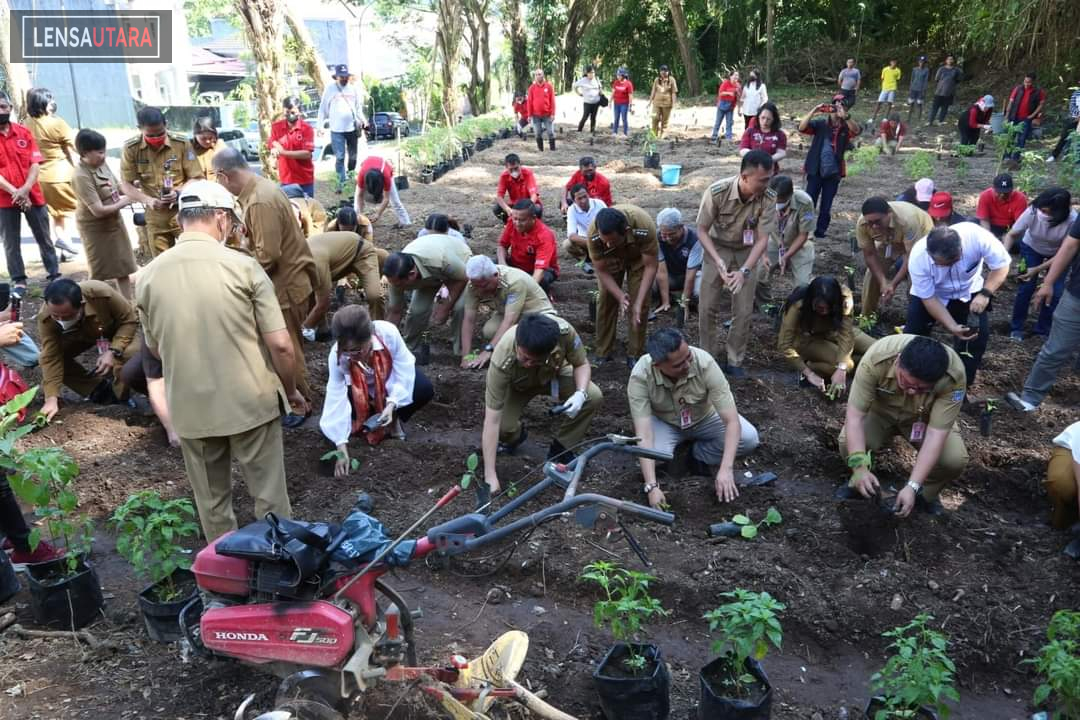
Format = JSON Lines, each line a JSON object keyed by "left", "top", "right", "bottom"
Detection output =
{"left": 1024, "top": 609, "right": 1080, "bottom": 719}
{"left": 847, "top": 145, "right": 880, "bottom": 177}
{"left": 109, "top": 490, "right": 200, "bottom": 601}
{"left": 904, "top": 150, "right": 935, "bottom": 180}
{"left": 703, "top": 589, "right": 785, "bottom": 696}
{"left": 641, "top": 129, "right": 658, "bottom": 155}
{"left": 994, "top": 122, "right": 1024, "bottom": 173}
{"left": 870, "top": 614, "right": 959, "bottom": 719}
{"left": 581, "top": 560, "right": 669, "bottom": 672}
{"left": 954, "top": 157, "right": 970, "bottom": 183}
{"left": 1014, "top": 152, "right": 1050, "bottom": 195}
{"left": 459, "top": 452, "right": 479, "bottom": 489}
{"left": 731, "top": 507, "right": 782, "bottom": 539}
{"left": 954, "top": 144, "right": 977, "bottom": 158}
{"left": 856, "top": 312, "right": 879, "bottom": 333}
{"left": 321, "top": 449, "right": 361, "bottom": 472}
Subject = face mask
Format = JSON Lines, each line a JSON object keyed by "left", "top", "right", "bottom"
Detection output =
{"left": 55, "top": 310, "right": 82, "bottom": 331}
{"left": 338, "top": 78, "right": 348, "bottom": 87}
{"left": 286, "top": 112, "right": 299, "bottom": 123}
{"left": 144, "top": 134, "right": 166, "bottom": 148}
{"left": 510, "top": 170, "right": 520, "bottom": 179}
{"left": 775, "top": 201, "right": 789, "bottom": 212}
{"left": 583, "top": 171, "right": 595, "bottom": 180}
{"left": 0, "top": 114, "right": 10, "bottom": 125}
{"left": 1038, "top": 210, "right": 1052, "bottom": 221}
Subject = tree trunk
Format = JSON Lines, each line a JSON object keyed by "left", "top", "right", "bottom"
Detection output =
{"left": 765, "top": 0, "right": 775, "bottom": 85}
{"left": 283, "top": 0, "right": 332, "bottom": 98}
{"left": 462, "top": 0, "right": 491, "bottom": 115}
{"left": 0, "top": 6, "right": 32, "bottom": 121}
{"left": 501, "top": 0, "right": 529, "bottom": 95}
{"left": 667, "top": 0, "right": 700, "bottom": 95}
{"left": 560, "top": 0, "right": 595, "bottom": 91}
{"left": 235, "top": 0, "right": 285, "bottom": 180}
{"left": 436, "top": 0, "right": 464, "bottom": 126}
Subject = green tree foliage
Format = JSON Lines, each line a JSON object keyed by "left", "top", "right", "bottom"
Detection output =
{"left": 184, "top": 0, "right": 235, "bottom": 37}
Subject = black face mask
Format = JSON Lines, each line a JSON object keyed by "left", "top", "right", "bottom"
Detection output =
{"left": 337, "top": 78, "right": 348, "bottom": 87}
{"left": 583, "top": 171, "right": 595, "bottom": 180}
{"left": 0, "top": 114, "right": 9, "bottom": 125}
{"left": 286, "top": 112, "right": 299, "bottom": 123}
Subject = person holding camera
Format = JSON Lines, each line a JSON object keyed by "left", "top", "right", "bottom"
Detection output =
{"left": 798, "top": 94, "right": 861, "bottom": 241}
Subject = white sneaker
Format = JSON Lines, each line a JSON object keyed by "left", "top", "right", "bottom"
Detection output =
{"left": 1005, "top": 392, "right": 1038, "bottom": 413}
{"left": 1046, "top": 155, "right": 1055, "bottom": 163}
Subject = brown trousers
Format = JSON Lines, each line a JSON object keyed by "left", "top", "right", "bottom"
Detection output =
{"left": 282, "top": 303, "right": 313, "bottom": 401}
{"left": 699, "top": 247, "right": 757, "bottom": 367}
{"left": 595, "top": 261, "right": 647, "bottom": 358}
{"left": 1046, "top": 446, "right": 1079, "bottom": 529}
{"left": 60, "top": 336, "right": 142, "bottom": 398}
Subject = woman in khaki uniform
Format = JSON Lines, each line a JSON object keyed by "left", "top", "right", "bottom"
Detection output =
{"left": 778, "top": 275, "right": 875, "bottom": 395}
{"left": 72, "top": 130, "right": 137, "bottom": 299}
{"left": 190, "top": 116, "right": 226, "bottom": 182}
{"left": 1046, "top": 422, "right": 1080, "bottom": 559}
{"left": 25, "top": 88, "right": 81, "bottom": 258}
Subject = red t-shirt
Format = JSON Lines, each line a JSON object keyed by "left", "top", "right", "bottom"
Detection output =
{"left": 564, "top": 170, "right": 612, "bottom": 206}
{"left": 357, "top": 156, "right": 394, "bottom": 191}
{"left": 717, "top": 79, "right": 741, "bottom": 104}
{"left": 497, "top": 167, "right": 539, "bottom": 204}
{"left": 0, "top": 123, "right": 45, "bottom": 209}
{"left": 1009, "top": 86, "right": 1047, "bottom": 120}
{"left": 878, "top": 119, "right": 908, "bottom": 142}
{"left": 976, "top": 187, "right": 1029, "bottom": 228}
{"left": 268, "top": 119, "right": 315, "bottom": 185}
{"left": 513, "top": 97, "right": 529, "bottom": 121}
{"left": 499, "top": 219, "right": 559, "bottom": 275}
{"left": 527, "top": 82, "right": 555, "bottom": 117}
{"left": 611, "top": 79, "right": 634, "bottom": 105}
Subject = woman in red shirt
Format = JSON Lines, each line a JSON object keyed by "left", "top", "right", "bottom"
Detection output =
{"left": 738, "top": 102, "right": 787, "bottom": 173}
{"left": 711, "top": 71, "right": 742, "bottom": 143}
{"left": 610, "top": 67, "right": 634, "bottom": 136}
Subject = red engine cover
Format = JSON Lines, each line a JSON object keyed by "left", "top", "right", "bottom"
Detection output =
{"left": 201, "top": 600, "right": 354, "bottom": 667}
{"left": 192, "top": 532, "right": 251, "bottom": 596}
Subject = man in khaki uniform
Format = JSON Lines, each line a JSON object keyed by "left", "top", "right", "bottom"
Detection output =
{"left": 588, "top": 205, "right": 659, "bottom": 364}
{"left": 856, "top": 197, "right": 934, "bottom": 316}
{"left": 838, "top": 334, "right": 968, "bottom": 517}
{"left": 460, "top": 256, "right": 556, "bottom": 369}
{"left": 756, "top": 175, "right": 817, "bottom": 307}
{"left": 37, "top": 278, "right": 141, "bottom": 421}
{"left": 629, "top": 328, "right": 759, "bottom": 509}
{"left": 303, "top": 230, "right": 387, "bottom": 338}
{"left": 696, "top": 150, "right": 775, "bottom": 376}
{"left": 213, "top": 148, "right": 317, "bottom": 425}
{"left": 136, "top": 180, "right": 308, "bottom": 540}
{"left": 481, "top": 314, "right": 602, "bottom": 492}
{"left": 120, "top": 107, "right": 204, "bottom": 257}
{"left": 383, "top": 234, "right": 471, "bottom": 361}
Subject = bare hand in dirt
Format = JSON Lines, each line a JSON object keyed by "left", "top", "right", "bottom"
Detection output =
{"left": 94, "top": 352, "right": 115, "bottom": 376}
{"left": 464, "top": 351, "right": 491, "bottom": 369}
{"left": 41, "top": 397, "right": 60, "bottom": 422}
{"left": 655, "top": 303, "right": 670, "bottom": 314}
{"left": 851, "top": 467, "right": 880, "bottom": 498}
{"left": 288, "top": 390, "right": 310, "bottom": 416}
{"left": 487, "top": 474, "right": 501, "bottom": 494}
{"left": 0, "top": 321, "right": 24, "bottom": 347}
{"left": 167, "top": 431, "right": 181, "bottom": 448}
{"left": 949, "top": 323, "right": 978, "bottom": 341}
{"left": 1019, "top": 268, "right": 1038, "bottom": 283}
{"left": 646, "top": 486, "right": 667, "bottom": 509}
{"left": 969, "top": 294, "right": 990, "bottom": 314}
{"left": 334, "top": 452, "right": 351, "bottom": 478}
{"left": 1032, "top": 283, "right": 1054, "bottom": 309}
{"left": 829, "top": 368, "right": 847, "bottom": 394}
{"left": 715, "top": 466, "right": 739, "bottom": 503}
{"left": 804, "top": 370, "right": 826, "bottom": 391}
{"left": 894, "top": 485, "right": 917, "bottom": 517}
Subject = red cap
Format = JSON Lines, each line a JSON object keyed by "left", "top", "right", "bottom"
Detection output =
{"left": 928, "top": 191, "right": 953, "bottom": 219}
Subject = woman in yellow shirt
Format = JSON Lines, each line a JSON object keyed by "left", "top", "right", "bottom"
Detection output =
{"left": 24, "top": 88, "right": 81, "bottom": 259}
{"left": 190, "top": 116, "right": 226, "bottom": 182}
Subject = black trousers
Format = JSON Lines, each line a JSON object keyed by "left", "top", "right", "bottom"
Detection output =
{"left": 0, "top": 205, "right": 60, "bottom": 284}
{"left": 578, "top": 103, "right": 600, "bottom": 132}
{"left": 930, "top": 95, "right": 953, "bottom": 123}
{"left": 905, "top": 295, "right": 989, "bottom": 387}
{"left": 398, "top": 367, "right": 434, "bottom": 423}
{"left": 0, "top": 473, "right": 31, "bottom": 553}
{"left": 1051, "top": 117, "right": 1077, "bottom": 160}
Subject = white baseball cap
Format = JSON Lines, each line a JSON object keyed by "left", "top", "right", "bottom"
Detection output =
{"left": 914, "top": 178, "right": 935, "bottom": 203}
{"left": 177, "top": 180, "right": 237, "bottom": 213}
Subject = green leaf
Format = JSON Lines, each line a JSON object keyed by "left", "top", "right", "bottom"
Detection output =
{"left": 740, "top": 525, "right": 758, "bottom": 539}
{"left": 320, "top": 449, "right": 345, "bottom": 462}
{"left": 466, "top": 453, "right": 479, "bottom": 471}
{"left": 1032, "top": 684, "right": 1050, "bottom": 705}
{"left": 732, "top": 514, "right": 750, "bottom": 525}
{"left": 28, "top": 527, "right": 41, "bottom": 552}
{"left": 764, "top": 507, "right": 782, "bottom": 525}
{"left": 460, "top": 473, "right": 472, "bottom": 489}
{"left": 350, "top": 458, "right": 361, "bottom": 471}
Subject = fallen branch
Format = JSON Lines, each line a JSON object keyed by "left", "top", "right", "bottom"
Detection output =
{"left": 3, "top": 624, "right": 121, "bottom": 652}
{"left": 0, "top": 612, "right": 15, "bottom": 633}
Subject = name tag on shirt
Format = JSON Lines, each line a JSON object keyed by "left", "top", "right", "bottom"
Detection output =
{"left": 910, "top": 421, "right": 926, "bottom": 443}
{"left": 680, "top": 407, "right": 693, "bottom": 429}
{"left": 743, "top": 229, "right": 755, "bottom": 246}
{"left": 96, "top": 338, "right": 109, "bottom": 355}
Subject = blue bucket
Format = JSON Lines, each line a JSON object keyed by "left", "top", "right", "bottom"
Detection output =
{"left": 660, "top": 164, "right": 682, "bottom": 186}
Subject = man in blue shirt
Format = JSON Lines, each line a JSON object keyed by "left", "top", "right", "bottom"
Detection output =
{"left": 654, "top": 207, "right": 703, "bottom": 327}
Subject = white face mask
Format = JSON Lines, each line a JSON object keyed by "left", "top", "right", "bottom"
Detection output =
{"left": 509, "top": 170, "right": 521, "bottom": 179}
{"left": 55, "top": 311, "right": 82, "bottom": 331}
{"left": 775, "top": 201, "right": 789, "bottom": 212}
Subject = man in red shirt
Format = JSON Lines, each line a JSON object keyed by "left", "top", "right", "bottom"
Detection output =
{"left": 610, "top": 67, "right": 634, "bottom": 136}
{"left": 512, "top": 92, "right": 530, "bottom": 139}
{"left": 493, "top": 153, "right": 542, "bottom": 222}
{"left": 498, "top": 199, "right": 558, "bottom": 291}
{"left": 527, "top": 69, "right": 556, "bottom": 152}
{"left": 355, "top": 155, "right": 411, "bottom": 226}
{"left": 1004, "top": 72, "right": 1047, "bottom": 161}
{"left": 0, "top": 92, "right": 61, "bottom": 290}
{"left": 560, "top": 156, "right": 612, "bottom": 212}
{"left": 976, "top": 173, "right": 1028, "bottom": 238}
{"left": 268, "top": 96, "right": 316, "bottom": 197}
{"left": 874, "top": 112, "right": 907, "bottom": 155}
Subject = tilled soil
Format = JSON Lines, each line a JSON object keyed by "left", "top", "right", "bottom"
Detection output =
{"left": 1, "top": 95, "right": 1077, "bottom": 720}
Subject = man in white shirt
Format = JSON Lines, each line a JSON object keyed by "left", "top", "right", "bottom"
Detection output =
{"left": 904, "top": 222, "right": 1010, "bottom": 388}
{"left": 563, "top": 183, "right": 606, "bottom": 273}
{"left": 318, "top": 64, "right": 366, "bottom": 190}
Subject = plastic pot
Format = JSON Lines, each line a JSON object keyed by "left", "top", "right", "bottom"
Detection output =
{"left": 699, "top": 657, "right": 772, "bottom": 719}
{"left": 501, "top": 128, "right": 511, "bottom": 139}
{"left": 27, "top": 558, "right": 104, "bottom": 630}
{"left": 593, "top": 643, "right": 670, "bottom": 720}
{"left": 395, "top": 175, "right": 409, "bottom": 191}
{"left": 979, "top": 411, "right": 993, "bottom": 437}
{"left": 864, "top": 697, "right": 939, "bottom": 719}
{"left": 0, "top": 550, "right": 19, "bottom": 603}
{"left": 138, "top": 569, "right": 200, "bottom": 642}
{"left": 419, "top": 170, "right": 434, "bottom": 185}
{"left": 644, "top": 153, "right": 661, "bottom": 169}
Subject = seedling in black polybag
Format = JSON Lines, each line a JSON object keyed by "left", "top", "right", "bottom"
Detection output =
{"left": 980, "top": 399, "right": 997, "bottom": 437}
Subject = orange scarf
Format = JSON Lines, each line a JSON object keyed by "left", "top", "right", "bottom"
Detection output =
{"left": 347, "top": 336, "right": 393, "bottom": 445}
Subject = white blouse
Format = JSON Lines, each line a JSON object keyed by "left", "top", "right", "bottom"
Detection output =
{"left": 574, "top": 76, "right": 603, "bottom": 104}
{"left": 319, "top": 320, "right": 417, "bottom": 446}
{"left": 741, "top": 83, "right": 769, "bottom": 117}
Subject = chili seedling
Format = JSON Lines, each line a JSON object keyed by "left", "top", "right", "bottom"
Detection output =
{"left": 321, "top": 449, "right": 361, "bottom": 472}
{"left": 703, "top": 589, "right": 785, "bottom": 696}
{"left": 1024, "top": 609, "right": 1080, "bottom": 719}
{"left": 870, "top": 614, "right": 959, "bottom": 719}
{"left": 459, "top": 452, "right": 479, "bottom": 489}
{"left": 730, "top": 506, "right": 782, "bottom": 539}
{"left": 581, "top": 561, "right": 669, "bottom": 672}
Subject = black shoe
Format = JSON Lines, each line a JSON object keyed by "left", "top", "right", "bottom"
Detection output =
{"left": 536, "top": 138, "right": 544, "bottom": 152}
{"left": 915, "top": 495, "right": 945, "bottom": 516}
{"left": 88, "top": 379, "right": 118, "bottom": 404}
{"left": 834, "top": 485, "right": 859, "bottom": 500}
{"left": 497, "top": 425, "right": 527, "bottom": 455}
{"left": 282, "top": 412, "right": 308, "bottom": 429}
{"left": 721, "top": 364, "right": 747, "bottom": 379}
{"left": 414, "top": 342, "right": 431, "bottom": 366}
{"left": 1065, "top": 538, "right": 1080, "bottom": 561}
{"left": 549, "top": 138, "right": 556, "bottom": 151}
{"left": 547, "top": 439, "right": 575, "bottom": 463}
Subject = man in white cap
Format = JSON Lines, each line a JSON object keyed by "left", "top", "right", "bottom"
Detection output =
{"left": 135, "top": 180, "right": 308, "bottom": 541}
{"left": 318, "top": 64, "right": 366, "bottom": 189}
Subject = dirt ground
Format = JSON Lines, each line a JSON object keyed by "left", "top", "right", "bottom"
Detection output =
{"left": 1, "top": 91, "right": 1078, "bottom": 720}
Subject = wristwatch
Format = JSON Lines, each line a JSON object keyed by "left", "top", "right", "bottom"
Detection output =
{"left": 643, "top": 482, "right": 659, "bottom": 494}
{"left": 906, "top": 480, "right": 923, "bottom": 494}
{"left": 739, "top": 266, "right": 751, "bottom": 276}
{"left": 977, "top": 288, "right": 994, "bottom": 299}
{"left": 110, "top": 348, "right": 124, "bottom": 360}
{"left": 483, "top": 343, "right": 494, "bottom": 352}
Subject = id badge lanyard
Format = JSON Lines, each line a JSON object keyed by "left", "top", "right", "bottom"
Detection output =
{"left": 743, "top": 215, "right": 757, "bottom": 246}
{"left": 909, "top": 402, "right": 928, "bottom": 443}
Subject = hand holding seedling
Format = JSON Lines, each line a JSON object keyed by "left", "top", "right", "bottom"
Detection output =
{"left": 948, "top": 322, "right": 978, "bottom": 341}
{"left": 828, "top": 368, "right": 847, "bottom": 396}
{"left": 715, "top": 466, "right": 739, "bottom": 503}
{"left": 462, "top": 350, "right": 491, "bottom": 369}
{"left": 646, "top": 485, "right": 667, "bottom": 509}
